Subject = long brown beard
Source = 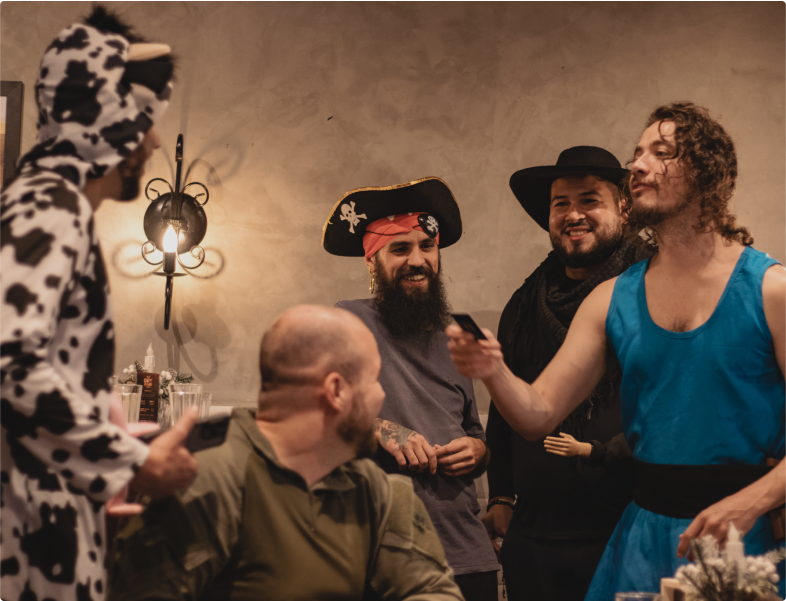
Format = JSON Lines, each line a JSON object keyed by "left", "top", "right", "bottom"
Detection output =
{"left": 373, "top": 258, "right": 452, "bottom": 345}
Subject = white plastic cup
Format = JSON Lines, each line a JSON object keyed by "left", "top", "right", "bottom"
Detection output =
{"left": 113, "top": 384, "right": 142, "bottom": 424}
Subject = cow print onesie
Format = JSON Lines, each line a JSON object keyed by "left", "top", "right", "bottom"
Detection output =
{"left": 1, "top": 20, "right": 171, "bottom": 601}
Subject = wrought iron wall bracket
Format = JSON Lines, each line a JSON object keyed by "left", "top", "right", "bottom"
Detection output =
{"left": 142, "top": 134, "right": 210, "bottom": 330}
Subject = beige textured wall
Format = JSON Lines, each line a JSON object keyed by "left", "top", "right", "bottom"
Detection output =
{"left": 3, "top": 2, "right": 784, "bottom": 409}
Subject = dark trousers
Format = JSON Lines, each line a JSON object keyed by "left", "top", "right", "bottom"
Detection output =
{"left": 454, "top": 570, "right": 498, "bottom": 601}
{"left": 501, "top": 530, "right": 609, "bottom": 601}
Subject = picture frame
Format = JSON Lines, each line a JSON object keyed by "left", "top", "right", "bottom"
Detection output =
{"left": 1, "top": 81, "right": 24, "bottom": 188}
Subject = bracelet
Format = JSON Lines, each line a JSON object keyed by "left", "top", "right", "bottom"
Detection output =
{"left": 486, "top": 497, "right": 515, "bottom": 511}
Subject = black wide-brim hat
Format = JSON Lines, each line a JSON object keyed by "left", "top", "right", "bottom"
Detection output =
{"left": 322, "top": 176, "right": 462, "bottom": 257}
{"left": 509, "top": 146, "right": 629, "bottom": 231}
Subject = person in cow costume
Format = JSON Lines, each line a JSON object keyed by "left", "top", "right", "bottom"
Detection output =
{"left": 1, "top": 8, "right": 198, "bottom": 601}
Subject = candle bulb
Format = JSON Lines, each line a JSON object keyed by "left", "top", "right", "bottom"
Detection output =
{"left": 144, "top": 343, "right": 155, "bottom": 372}
{"left": 162, "top": 225, "right": 177, "bottom": 273}
{"left": 726, "top": 522, "right": 745, "bottom": 587}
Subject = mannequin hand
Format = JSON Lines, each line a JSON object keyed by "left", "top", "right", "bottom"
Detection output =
{"left": 131, "top": 407, "right": 199, "bottom": 498}
{"left": 434, "top": 437, "right": 487, "bottom": 477}
{"left": 481, "top": 503, "right": 512, "bottom": 562}
{"left": 543, "top": 432, "right": 592, "bottom": 458}
{"left": 375, "top": 419, "right": 437, "bottom": 474}
{"left": 445, "top": 325, "right": 505, "bottom": 380}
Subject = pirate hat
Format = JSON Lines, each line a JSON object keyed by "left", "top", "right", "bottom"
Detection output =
{"left": 509, "top": 146, "right": 629, "bottom": 231}
{"left": 322, "top": 176, "right": 463, "bottom": 257}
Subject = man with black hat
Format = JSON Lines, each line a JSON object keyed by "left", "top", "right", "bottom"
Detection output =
{"left": 481, "top": 147, "right": 650, "bottom": 600}
{"left": 1, "top": 8, "right": 198, "bottom": 601}
{"left": 323, "top": 177, "right": 499, "bottom": 601}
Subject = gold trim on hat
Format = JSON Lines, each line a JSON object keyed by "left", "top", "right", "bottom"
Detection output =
{"left": 321, "top": 176, "right": 459, "bottom": 247}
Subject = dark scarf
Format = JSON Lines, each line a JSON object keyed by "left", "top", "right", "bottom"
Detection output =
{"left": 502, "top": 237, "right": 652, "bottom": 440}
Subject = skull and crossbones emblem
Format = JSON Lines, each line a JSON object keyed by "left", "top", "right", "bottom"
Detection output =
{"left": 418, "top": 214, "right": 439, "bottom": 238}
{"left": 340, "top": 201, "right": 367, "bottom": 234}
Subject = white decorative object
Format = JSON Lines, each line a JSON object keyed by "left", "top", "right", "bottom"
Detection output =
{"left": 726, "top": 523, "right": 745, "bottom": 587}
{"left": 339, "top": 201, "right": 366, "bottom": 233}
{"left": 674, "top": 533, "right": 784, "bottom": 600}
{"left": 144, "top": 342, "right": 155, "bottom": 372}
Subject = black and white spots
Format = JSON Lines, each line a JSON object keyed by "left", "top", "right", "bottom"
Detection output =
{"left": 52, "top": 61, "right": 107, "bottom": 126}
{"left": 5, "top": 285, "right": 38, "bottom": 316}
{"left": 19, "top": 502, "right": 78, "bottom": 583}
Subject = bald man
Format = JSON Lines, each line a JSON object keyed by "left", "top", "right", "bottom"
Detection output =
{"left": 108, "top": 306, "right": 463, "bottom": 601}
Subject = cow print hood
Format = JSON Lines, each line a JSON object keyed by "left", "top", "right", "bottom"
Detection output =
{"left": 18, "top": 21, "right": 172, "bottom": 189}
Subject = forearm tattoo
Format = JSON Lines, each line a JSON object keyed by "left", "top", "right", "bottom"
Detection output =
{"left": 375, "top": 418, "right": 415, "bottom": 448}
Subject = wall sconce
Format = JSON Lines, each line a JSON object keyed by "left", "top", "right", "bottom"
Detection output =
{"left": 141, "top": 134, "right": 209, "bottom": 330}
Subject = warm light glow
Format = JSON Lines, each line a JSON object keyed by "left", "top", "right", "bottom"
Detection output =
{"left": 163, "top": 225, "right": 178, "bottom": 253}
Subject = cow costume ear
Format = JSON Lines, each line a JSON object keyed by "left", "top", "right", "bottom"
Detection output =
{"left": 127, "top": 44, "right": 171, "bottom": 61}
{"left": 122, "top": 57, "right": 173, "bottom": 95}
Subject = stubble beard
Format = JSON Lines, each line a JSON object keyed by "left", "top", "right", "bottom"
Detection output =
{"left": 373, "top": 258, "right": 452, "bottom": 345}
{"left": 549, "top": 222, "right": 624, "bottom": 269}
{"left": 337, "top": 391, "right": 378, "bottom": 459}
{"left": 628, "top": 177, "right": 692, "bottom": 228}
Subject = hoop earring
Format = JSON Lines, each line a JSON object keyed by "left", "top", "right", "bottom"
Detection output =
{"left": 369, "top": 270, "right": 376, "bottom": 294}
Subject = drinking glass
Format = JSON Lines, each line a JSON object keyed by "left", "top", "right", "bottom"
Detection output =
{"left": 169, "top": 384, "right": 204, "bottom": 423}
{"left": 198, "top": 392, "right": 212, "bottom": 420}
{"left": 615, "top": 594, "right": 661, "bottom": 601}
{"left": 113, "top": 384, "right": 142, "bottom": 424}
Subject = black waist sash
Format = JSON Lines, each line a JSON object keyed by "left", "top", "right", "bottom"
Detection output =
{"left": 634, "top": 460, "right": 771, "bottom": 519}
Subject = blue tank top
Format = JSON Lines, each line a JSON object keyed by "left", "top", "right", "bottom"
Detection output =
{"left": 606, "top": 246, "right": 784, "bottom": 466}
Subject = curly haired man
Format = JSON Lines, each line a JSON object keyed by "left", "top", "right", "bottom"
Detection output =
{"left": 447, "top": 103, "right": 785, "bottom": 598}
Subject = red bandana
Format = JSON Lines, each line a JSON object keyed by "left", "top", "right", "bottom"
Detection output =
{"left": 362, "top": 213, "right": 439, "bottom": 259}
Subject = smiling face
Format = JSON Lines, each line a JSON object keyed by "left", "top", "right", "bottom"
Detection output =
{"left": 629, "top": 120, "right": 690, "bottom": 225}
{"left": 364, "top": 229, "right": 439, "bottom": 294}
{"left": 548, "top": 174, "right": 623, "bottom": 278}
{"left": 364, "top": 227, "right": 451, "bottom": 341}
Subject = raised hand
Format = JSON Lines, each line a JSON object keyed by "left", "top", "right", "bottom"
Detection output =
{"left": 445, "top": 324, "right": 505, "bottom": 381}
{"left": 131, "top": 407, "right": 199, "bottom": 498}
{"left": 375, "top": 418, "right": 437, "bottom": 474}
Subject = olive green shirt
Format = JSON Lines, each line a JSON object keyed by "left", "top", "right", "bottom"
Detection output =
{"left": 107, "top": 409, "right": 463, "bottom": 601}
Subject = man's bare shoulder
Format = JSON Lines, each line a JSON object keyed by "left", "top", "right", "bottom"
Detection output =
{"left": 762, "top": 263, "right": 785, "bottom": 333}
{"left": 576, "top": 277, "right": 618, "bottom": 325}
{"left": 762, "top": 263, "right": 786, "bottom": 298}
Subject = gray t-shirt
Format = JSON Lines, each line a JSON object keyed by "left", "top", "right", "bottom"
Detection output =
{"left": 336, "top": 299, "right": 499, "bottom": 576}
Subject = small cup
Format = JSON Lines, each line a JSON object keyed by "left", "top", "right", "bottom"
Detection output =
{"left": 113, "top": 384, "right": 142, "bottom": 424}
{"left": 169, "top": 384, "right": 203, "bottom": 423}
